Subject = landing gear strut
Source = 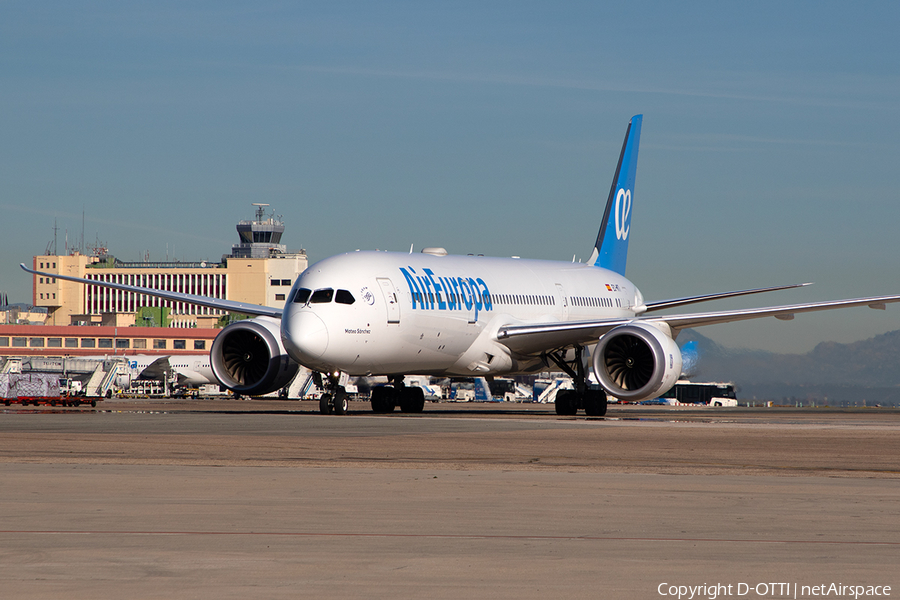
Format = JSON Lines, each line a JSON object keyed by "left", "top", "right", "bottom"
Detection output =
{"left": 371, "top": 376, "right": 425, "bottom": 414}
{"left": 316, "top": 372, "right": 350, "bottom": 415}
{"left": 544, "top": 345, "right": 608, "bottom": 417}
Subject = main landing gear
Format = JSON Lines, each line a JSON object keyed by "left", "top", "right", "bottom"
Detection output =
{"left": 370, "top": 376, "right": 425, "bottom": 414}
{"left": 543, "top": 345, "right": 608, "bottom": 417}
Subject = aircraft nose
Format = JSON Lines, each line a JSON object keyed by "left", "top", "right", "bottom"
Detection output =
{"left": 284, "top": 310, "right": 329, "bottom": 360}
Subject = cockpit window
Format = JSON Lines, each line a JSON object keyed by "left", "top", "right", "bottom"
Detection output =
{"left": 335, "top": 289, "right": 355, "bottom": 305}
{"left": 309, "top": 288, "right": 334, "bottom": 303}
{"left": 293, "top": 288, "right": 312, "bottom": 304}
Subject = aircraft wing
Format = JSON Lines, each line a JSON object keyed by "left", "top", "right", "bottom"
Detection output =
{"left": 646, "top": 294, "right": 900, "bottom": 330}
{"left": 496, "top": 317, "right": 633, "bottom": 355}
{"left": 20, "top": 263, "right": 282, "bottom": 318}
{"left": 136, "top": 357, "right": 173, "bottom": 380}
{"left": 496, "top": 293, "right": 900, "bottom": 356}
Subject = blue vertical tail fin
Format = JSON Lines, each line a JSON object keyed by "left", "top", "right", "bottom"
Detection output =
{"left": 588, "top": 115, "right": 642, "bottom": 275}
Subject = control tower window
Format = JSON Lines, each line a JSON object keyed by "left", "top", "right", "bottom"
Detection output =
{"left": 310, "top": 288, "right": 334, "bottom": 303}
{"left": 335, "top": 290, "right": 355, "bottom": 305}
{"left": 293, "top": 288, "right": 312, "bottom": 304}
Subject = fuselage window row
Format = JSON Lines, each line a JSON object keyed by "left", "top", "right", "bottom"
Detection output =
{"left": 489, "top": 294, "right": 556, "bottom": 307}
{"left": 406, "top": 292, "right": 557, "bottom": 308}
{"left": 570, "top": 296, "right": 615, "bottom": 308}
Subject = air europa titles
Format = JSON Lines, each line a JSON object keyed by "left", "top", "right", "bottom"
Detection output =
{"left": 399, "top": 267, "right": 493, "bottom": 320}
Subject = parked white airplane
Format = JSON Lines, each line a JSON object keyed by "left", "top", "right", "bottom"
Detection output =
{"left": 23, "top": 115, "right": 900, "bottom": 416}
{"left": 126, "top": 355, "right": 215, "bottom": 388}
{"left": 82, "top": 355, "right": 216, "bottom": 388}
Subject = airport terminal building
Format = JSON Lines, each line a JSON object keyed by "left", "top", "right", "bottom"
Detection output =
{"left": 0, "top": 324, "right": 221, "bottom": 357}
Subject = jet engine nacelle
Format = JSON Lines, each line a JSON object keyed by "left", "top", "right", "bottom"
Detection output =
{"left": 591, "top": 322, "right": 683, "bottom": 403}
{"left": 211, "top": 316, "right": 300, "bottom": 396}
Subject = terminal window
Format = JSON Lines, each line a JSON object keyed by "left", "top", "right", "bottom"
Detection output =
{"left": 116, "top": 339, "right": 130, "bottom": 349}
{"left": 275, "top": 294, "right": 285, "bottom": 301}
{"left": 99, "top": 339, "right": 113, "bottom": 349}
{"left": 0, "top": 337, "right": 8, "bottom": 346}
{"left": 30, "top": 338, "right": 44, "bottom": 347}
{"left": 12, "top": 337, "right": 27, "bottom": 347}
{"left": 65, "top": 339, "right": 78, "bottom": 348}
{"left": 47, "top": 338, "right": 62, "bottom": 348}
{"left": 153, "top": 339, "right": 166, "bottom": 349}
{"left": 81, "top": 339, "right": 96, "bottom": 348}
{"left": 133, "top": 339, "right": 147, "bottom": 349}
{"left": 174, "top": 340, "right": 186, "bottom": 350}
{"left": 194, "top": 340, "right": 206, "bottom": 350}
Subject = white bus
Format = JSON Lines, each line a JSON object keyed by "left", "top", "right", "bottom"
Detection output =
{"left": 659, "top": 381, "right": 738, "bottom": 407}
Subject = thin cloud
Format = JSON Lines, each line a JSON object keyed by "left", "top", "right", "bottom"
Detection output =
{"left": 288, "top": 64, "right": 897, "bottom": 111}
{"left": 644, "top": 135, "right": 877, "bottom": 154}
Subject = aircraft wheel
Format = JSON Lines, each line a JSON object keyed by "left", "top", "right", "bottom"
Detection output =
{"left": 400, "top": 387, "right": 425, "bottom": 413}
{"left": 555, "top": 390, "right": 578, "bottom": 416}
{"left": 90, "top": 400, "right": 97, "bottom": 407}
{"left": 333, "top": 392, "right": 349, "bottom": 415}
{"left": 319, "top": 393, "right": 333, "bottom": 415}
{"left": 371, "top": 386, "right": 395, "bottom": 413}
{"left": 583, "top": 390, "right": 608, "bottom": 417}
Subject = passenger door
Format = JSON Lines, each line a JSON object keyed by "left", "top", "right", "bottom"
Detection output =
{"left": 556, "top": 283, "right": 569, "bottom": 320}
{"left": 376, "top": 278, "right": 400, "bottom": 324}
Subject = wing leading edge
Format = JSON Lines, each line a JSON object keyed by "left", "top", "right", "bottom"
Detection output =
{"left": 20, "top": 263, "right": 282, "bottom": 318}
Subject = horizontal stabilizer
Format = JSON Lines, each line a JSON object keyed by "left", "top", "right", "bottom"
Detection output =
{"left": 643, "top": 283, "right": 813, "bottom": 312}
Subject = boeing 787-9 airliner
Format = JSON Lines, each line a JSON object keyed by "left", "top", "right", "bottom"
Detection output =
{"left": 24, "top": 115, "right": 900, "bottom": 416}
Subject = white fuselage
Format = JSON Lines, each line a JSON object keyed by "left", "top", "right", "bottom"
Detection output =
{"left": 126, "top": 355, "right": 215, "bottom": 387}
{"left": 282, "top": 251, "right": 643, "bottom": 377}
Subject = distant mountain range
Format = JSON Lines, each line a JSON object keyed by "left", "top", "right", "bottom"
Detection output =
{"left": 676, "top": 329, "right": 900, "bottom": 406}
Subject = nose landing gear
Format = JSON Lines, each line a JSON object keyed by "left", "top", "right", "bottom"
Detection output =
{"left": 316, "top": 372, "right": 350, "bottom": 415}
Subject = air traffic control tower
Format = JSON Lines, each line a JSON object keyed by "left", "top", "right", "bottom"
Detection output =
{"left": 230, "top": 203, "right": 287, "bottom": 259}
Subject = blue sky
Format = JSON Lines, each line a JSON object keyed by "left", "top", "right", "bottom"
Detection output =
{"left": 2, "top": 1, "right": 899, "bottom": 352}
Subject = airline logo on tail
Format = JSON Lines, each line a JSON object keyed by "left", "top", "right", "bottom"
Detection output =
{"left": 615, "top": 188, "right": 631, "bottom": 241}
{"left": 590, "top": 114, "right": 642, "bottom": 275}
